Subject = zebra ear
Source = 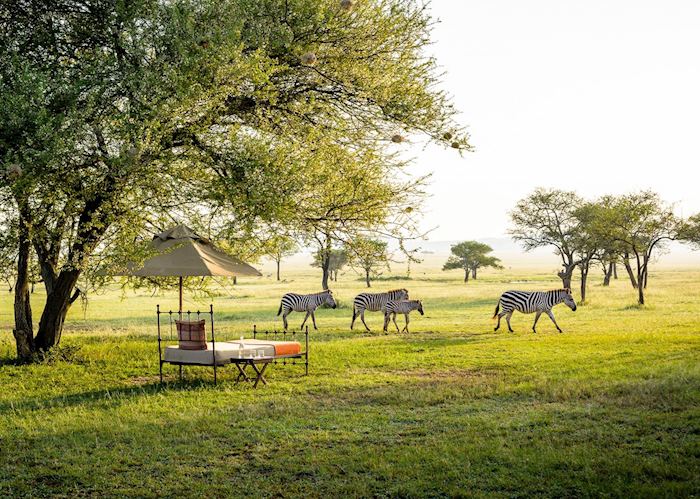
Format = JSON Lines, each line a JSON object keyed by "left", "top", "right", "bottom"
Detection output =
{"left": 564, "top": 287, "right": 571, "bottom": 294}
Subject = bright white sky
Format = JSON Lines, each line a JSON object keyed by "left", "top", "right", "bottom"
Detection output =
{"left": 408, "top": 0, "right": 700, "bottom": 241}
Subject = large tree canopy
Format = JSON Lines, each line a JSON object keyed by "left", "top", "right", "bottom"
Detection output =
{"left": 589, "top": 192, "right": 680, "bottom": 306}
{"left": 1, "top": 0, "right": 468, "bottom": 359}
{"left": 509, "top": 188, "right": 584, "bottom": 288}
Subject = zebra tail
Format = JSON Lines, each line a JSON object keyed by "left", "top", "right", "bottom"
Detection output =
{"left": 277, "top": 302, "right": 282, "bottom": 316}
{"left": 492, "top": 303, "right": 500, "bottom": 319}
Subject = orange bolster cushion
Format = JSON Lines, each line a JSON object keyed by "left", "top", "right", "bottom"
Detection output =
{"left": 273, "top": 342, "right": 301, "bottom": 356}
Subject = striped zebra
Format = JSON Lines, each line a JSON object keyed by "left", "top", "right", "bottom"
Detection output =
{"left": 277, "top": 290, "right": 337, "bottom": 331}
{"left": 383, "top": 300, "right": 424, "bottom": 333}
{"left": 493, "top": 288, "right": 577, "bottom": 333}
{"left": 351, "top": 288, "right": 409, "bottom": 331}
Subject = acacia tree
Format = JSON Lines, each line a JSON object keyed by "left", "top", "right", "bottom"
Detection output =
{"left": 571, "top": 203, "right": 603, "bottom": 302}
{"left": 592, "top": 192, "right": 680, "bottom": 305}
{"left": 265, "top": 235, "right": 298, "bottom": 281}
{"left": 312, "top": 247, "right": 348, "bottom": 285}
{"left": 1, "top": 0, "right": 468, "bottom": 360}
{"left": 509, "top": 189, "right": 584, "bottom": 288}
{"left": 289, "top": 141, "right": 428, "bottom": 289}
{"left": 349, "top": 238, "right": 391, "bottom": 287}
{"left": 442, "top": 241, "right": 502, "bottom": 283}
{"left": 679, "top": 213, "right": 700, "bottom": 248}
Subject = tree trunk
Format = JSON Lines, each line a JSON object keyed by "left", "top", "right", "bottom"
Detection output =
{"left": 612, "top": 262, "right": 618, "bottom": 279}
{"left": 276, "top": 259, "right": 281, "bottom": 281}
{"left": 471, "top": 267, "right": 477, "bottom": 280}
{"left": 320, "top": 235, "right": 332, "bottom": 290}
{"left": 34, "top": 270, "right": 81, "bottom": 352}
{"left": 464, "top": 269, "right": 469, "bottom": 283}
{"left": 602, "top": 262, "right": 613, "bottom": 286}
{"left": 579, "top": 263, "right": 589, "bottom": 302}
{"left": 634, "top": 255, "right": 645, "bottom": 305}
{"left": 623, "top": 256, "right": 638, "bottom": 289}
{"left": 13, "top": 221, "right": 34, "bottom": 361}
{"left": 321, "top": 265, "right": 330, "bottom": 290}
{"left": 557, "top": 263, "right": 575, "bottom": 288}
{"left": 365, "top": 269, "right": 371, "bottom": 287}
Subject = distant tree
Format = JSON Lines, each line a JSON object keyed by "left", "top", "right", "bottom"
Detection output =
{"left": 571, "top": 202, "right": 604, "bottom": 302}
{"left": 442, "top": 241, "right": 502, "bottom": 283}
{"left": 591, "top": 192, "right": 680, "bottom": 305}
{"left": 599, "top": 252, "right": 617, "bottom": 287}
{"left": 295, "top": 142, "right": 427, "bottom": 289}
{"left": 679, "top": 213, "right": 700, "bottom": 249}
{"left": 312, "top": 247, "right": 348, "bottom": 286}
{"left": 265, "top": 235, "right": 298, "bottom": 281}
{"left": 349, "top": 238, "right": 391, "bottom": 287}
{"left": 509, "top": 189, "right": 584, "bottom": 288}
{"left": 400, "top": 241, "right": 423, "bottom": 278}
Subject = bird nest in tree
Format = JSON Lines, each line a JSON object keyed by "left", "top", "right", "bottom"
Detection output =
{"left": 301, "top": 52, "right": 318, "bottom": 66}
{"left": 5, "top": 163, "right": 22, "bottom": 179}
{"left": 340, "top": 0, "right": 355, "bottom": 12}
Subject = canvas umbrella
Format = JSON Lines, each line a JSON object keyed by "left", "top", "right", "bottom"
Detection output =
{"left": 118, "top": 224, "right": 261, "bottom": 312}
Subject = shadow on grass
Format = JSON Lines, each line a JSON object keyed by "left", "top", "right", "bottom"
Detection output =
{"left": 0, "top": 361, "right": 312, "bottom": 416}
{"left": 618, "top": 303, "right": 654, "bottom": 311}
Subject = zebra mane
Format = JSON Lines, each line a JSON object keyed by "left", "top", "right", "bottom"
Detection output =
{"left": 388, "top": 288, "right": 407, "bottom": 293}
{"left": 549, "top": 289, "right": 572, "bottom": 300}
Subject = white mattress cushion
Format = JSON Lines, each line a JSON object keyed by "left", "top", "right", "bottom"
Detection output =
{"left": 163, "top": 341, "right": 276, "bottom": 365}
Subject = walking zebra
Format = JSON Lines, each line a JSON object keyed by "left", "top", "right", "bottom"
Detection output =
{"left": 383, "top": 300, "right": 424, "bottom": 333}
{"left": 351, "top": 288, "right": 409, "bottom": 331}
{"left": 277, "top": 290, "right": 337, "bottom": 331}
{"left": 493, "top": 288, "right": 577, "bottom": 333}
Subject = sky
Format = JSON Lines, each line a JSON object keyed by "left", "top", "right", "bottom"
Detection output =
{"left": 407, "top": 0, "right": 700, "bottom": 241}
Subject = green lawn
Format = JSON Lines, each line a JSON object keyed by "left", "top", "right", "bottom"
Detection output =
{"left": 1, "top": 263, "right": 699, "bottom": 497}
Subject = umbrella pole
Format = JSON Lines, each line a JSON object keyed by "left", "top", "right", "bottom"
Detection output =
{"left": 179, "top": 276, "right": 183, "bottom": 316}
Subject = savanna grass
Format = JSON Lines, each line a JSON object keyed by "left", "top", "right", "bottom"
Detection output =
{"left": 0, "top": 262, "right": 698, "bottom": 497}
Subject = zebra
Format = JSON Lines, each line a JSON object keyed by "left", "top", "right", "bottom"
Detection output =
{"left": 493, "top": 288, "right": 577, "bottom": 333}
{"left": 383, "top": 300, "right": 424, "bottom": 333}
{"left": 277, "top": 290, "right": 337, "bottom": 331}
{"left": 351, "top": 288, "right": 409, "bottom": 331}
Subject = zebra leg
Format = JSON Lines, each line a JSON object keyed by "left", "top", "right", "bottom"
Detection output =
{"left": 350, "top": 308, "right": 357, "bottom": 330}
{"left": 532, "top": 311, "right": 542, "bottom": 333}
{"left": 495, "top": 311, "right": 507, "bottom": 331}
{"left": 311, "top": 311, "right": 318, "bottom": 330}
{"left": 282, "top": 310, "right": 289, "bottom": 331}
{"left": 300, "top": 311, "right": 311, "bottom": 330}
{"left": 360, "top": 310, "right": 371, "bottom": 332}
{"left": 546, "top": 310, "right": 563, "bottom": 333}
{"left": 383, "top": 313, "right": 390, "bottom": 332}
{"left": 506, "top": 312, "right": 514, "bottom": 333}
{"left": 402, "top": 313, "right": 409, "bottom": 333}
{"left": 392, "top": 313, "right": 400, "bottom": 333}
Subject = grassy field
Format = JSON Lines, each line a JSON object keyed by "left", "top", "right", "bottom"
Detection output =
{"left": 1, "top": 259, "right": 699, "bottom": 497}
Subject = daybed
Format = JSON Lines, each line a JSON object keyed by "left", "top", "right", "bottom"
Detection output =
{"left": 157, "top": 306, "right": 308, "bottom": 386}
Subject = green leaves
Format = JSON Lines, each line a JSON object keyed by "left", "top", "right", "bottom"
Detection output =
{"left": 442, "top": 241, "right": 501, "bottom": 273}
{"left": 1, "top": 0, "right": 468, "bottom": 352}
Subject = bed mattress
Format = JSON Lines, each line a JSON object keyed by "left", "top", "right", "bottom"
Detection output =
{"left": 163, "top": 339, "right": 301, "bottom": 365}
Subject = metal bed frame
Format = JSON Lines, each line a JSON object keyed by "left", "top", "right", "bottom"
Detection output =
{"left": 156, "top": 304, "right": 309, "bottom": 386}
